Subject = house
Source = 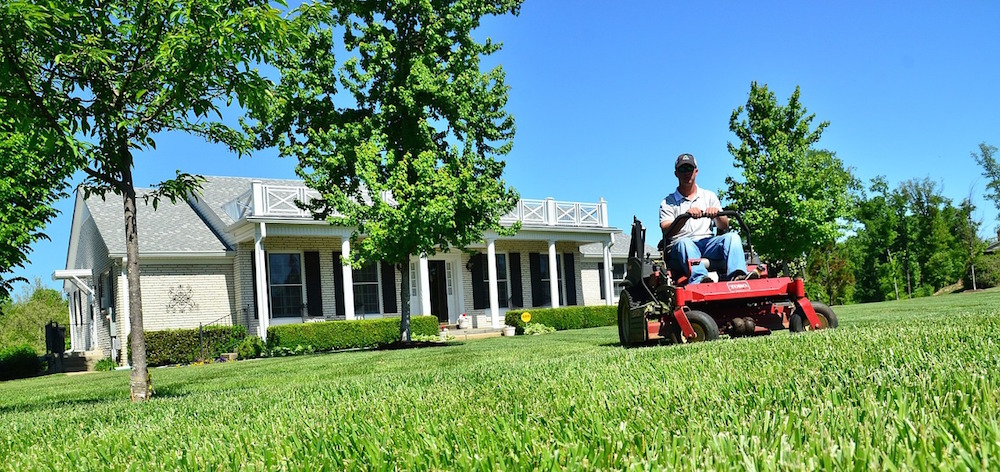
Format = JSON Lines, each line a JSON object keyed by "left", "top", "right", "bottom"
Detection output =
{"left": 56, "top": 176, "right": 627, "bottom": 363}
{"left": 986, "top": 231, "right": 1000, "bottom": 254}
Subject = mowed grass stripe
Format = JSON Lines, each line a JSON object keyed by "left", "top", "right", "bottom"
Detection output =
{"left": 2, "top": 290, "right": 999, "bottom": 470}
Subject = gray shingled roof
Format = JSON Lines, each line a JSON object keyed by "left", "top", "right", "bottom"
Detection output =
{"left": 85, "top": 189, "right": 231, "bottom": 255}
{"left": 579, "top": 231, "right": 657, "bottom": 258}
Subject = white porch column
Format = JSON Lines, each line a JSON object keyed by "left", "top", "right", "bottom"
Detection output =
{"left": 254, "top": 222, "right": 270, "bottom": 340}
{"left": 486, "top": 238, "right": 501, "bottom": 328}
{"left": 341, "top": 239, "right": 356, "bottom": 320}
{"left": 548, "top": 240, "right": 560, "bottom": 308}
{"left": 419, "top": 256, "right": 431, "bottom": 316}
{"left": 120, "top": 259, "right": 131, "bottom": 364}
{"left": 603, "top": 241, "right": 614, "bottom": 306}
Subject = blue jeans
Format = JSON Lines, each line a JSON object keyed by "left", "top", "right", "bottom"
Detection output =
{"left": 669, "top": 232, "right": 748, "bottom": 283}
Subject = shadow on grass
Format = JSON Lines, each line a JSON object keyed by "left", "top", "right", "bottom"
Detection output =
{"left": 375, "top": 341, "right": 461, "bottom": 351}
{"left": 0, "top": 395, "right": 111, "bottom": 415}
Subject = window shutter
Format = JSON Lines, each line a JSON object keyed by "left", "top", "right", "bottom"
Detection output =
{"left": 471, "top": 254, "right": 486, "bottom": 309}
{"left": 304, "top": 252, "right": 323, "bottom": 317}
{"left": 509, "top": 253, "right": 523, "bottom": 308}
{"left": 380, "top": 262, "right": 397, "bottom": 314}
{"left": 529, "top": 252, "right": 545, "bottom": 307}
{"left": 563, "top": 253, "right": 577, "bottom": 305}
{"left": 598, "top": 261, "right": 606, "bottom": 300}
{"left": 333, "top": 252, "right": 345, "bottom": 317}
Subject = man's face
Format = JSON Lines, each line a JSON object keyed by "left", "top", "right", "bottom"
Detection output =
{"left": 675, "top": 165, "right": 697, "bottom": 184}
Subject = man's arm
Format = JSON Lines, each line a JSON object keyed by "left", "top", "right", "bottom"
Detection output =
{"left": 715, "top": 214, "right": 730, "bottom": 233}
{"left": 708, "top": 193, "right": 729, "bottom": 232}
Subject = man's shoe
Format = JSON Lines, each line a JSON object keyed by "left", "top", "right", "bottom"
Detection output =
{"left": 729, "top": 270, "right": 747, "bottom": 280}
{"left": 743, "top": 270, "right": 760, "bottom": 280}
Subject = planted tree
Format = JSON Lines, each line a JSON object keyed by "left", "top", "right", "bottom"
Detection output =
{"left": 724, "top": 83, "right": 857, "bottom": 271}
{"left": 262, "top": 0, "right": 522, "bottom": 341}
{"left": 0, "top": 0, "right": 286, "bottom": 400}
{"left": 973, "top": 142, "right": 1000, "bottom": 223}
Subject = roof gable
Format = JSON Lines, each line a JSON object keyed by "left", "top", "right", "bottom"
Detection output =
{"left": 83, "top": 188, "right": 231, "bottom": 256}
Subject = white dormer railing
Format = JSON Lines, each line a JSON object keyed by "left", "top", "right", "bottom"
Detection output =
{"left": 500, "top": 197, "right": 608, "bottom": 228}
{"left": 227, "top": 183, "right": 608, "bottom": 228}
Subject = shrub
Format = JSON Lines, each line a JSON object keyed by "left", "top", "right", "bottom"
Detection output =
{"left": 523, "top": 323, "right": 556, "bottom": 335}
{"left": 505, "top": 306, "right": 617, "bottom": 334}
{"left": 236, "top": 336, "right": 264, "bottom": 360}
{"left": 0, "top": 345, "right": 42, "bottom": 381}
{"left": 94, "top": 358, "right": 117, "bottom": 372}
{"left": 267, "top": 316, "right": 439, "bottom": 352}
{"left": 132, "top": 324, "right": 247, "bottom": 367}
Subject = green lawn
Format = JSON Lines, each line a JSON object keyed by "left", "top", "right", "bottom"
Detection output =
{"left": 3, "top": 290, "right": 1000, "bottom": 470}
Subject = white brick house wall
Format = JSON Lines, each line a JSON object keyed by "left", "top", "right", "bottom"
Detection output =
{"left": 134, "top": 262, "right": 236, "bottom": 331}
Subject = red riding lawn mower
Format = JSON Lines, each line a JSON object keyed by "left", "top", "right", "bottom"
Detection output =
{"left": 617, "top": 210, "right": 837, "bottom": 346}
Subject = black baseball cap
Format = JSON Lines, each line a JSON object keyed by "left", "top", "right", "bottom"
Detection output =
{"left": 675, "top": 153, "right": 697, "bottom": 170}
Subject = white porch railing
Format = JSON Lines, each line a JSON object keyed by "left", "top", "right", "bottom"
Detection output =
{"left": 226, "top": 182, "right": 608, "bottom": 228}
{"left": 500, "top": 197, "right": 608, "bottom": 228}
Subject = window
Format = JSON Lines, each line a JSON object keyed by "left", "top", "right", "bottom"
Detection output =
{"left": 269, "top": 253, "right": 303, "bottom": 318}
{"left": 479, "top": 254, "right": 509, "bottom": 308}
{"left": 353, "top": 263, "right": 381, "bottom": 316}
{"left": 99, "top": 271, "right": 112, "bottom": 310}
{"left": 612, "top": 262, "right": 626, "bottom": 299}
{"left": 538, "top": 254, "right": 565, "bottom": 306}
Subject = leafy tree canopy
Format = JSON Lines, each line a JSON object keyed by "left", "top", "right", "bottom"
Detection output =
{"left": 0, "top": 108, "right": 78, "bottom": 303}
{"left": 262, "top": 0, "right": 522, "bottom": 340}
{"left": 724, "top": 82, "right": 858, "bottom": 268}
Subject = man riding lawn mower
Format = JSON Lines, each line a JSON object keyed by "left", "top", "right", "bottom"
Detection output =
{"left": 616, "top": 210, "right": 838, "bottom": 346}
{"left": 618, "top": 152, "right": 837, "bottom": 346}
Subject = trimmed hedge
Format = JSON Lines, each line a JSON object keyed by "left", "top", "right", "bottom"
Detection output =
{"left": 267, "top": 316, "right": 439, "bottom": 351}
{"left": 505, "top": 306, "right": 617, "bottom": 334}
{"left": 133, "top": 325, "right": 247, "bottom": 367}
{"left": 0, "top": 345, "right": 42, "bottom": 381}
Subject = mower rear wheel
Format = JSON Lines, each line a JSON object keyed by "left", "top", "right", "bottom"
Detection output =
{"left": 790, "top": 302, "right": 839, "bottom": 332}
{"left": 617, "top": 293, "right": 629, "bottom": 345}
{"left": 678, "top": 310, "right": 720, "bottom": 343}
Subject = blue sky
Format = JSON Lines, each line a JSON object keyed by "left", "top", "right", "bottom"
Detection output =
{"left": 11, "top": 1, "right": 1000, "bottom": 293}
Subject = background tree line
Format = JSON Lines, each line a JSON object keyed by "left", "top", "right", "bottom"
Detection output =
{"left": 806, "top": 175, "right": 986, "bottom": 305}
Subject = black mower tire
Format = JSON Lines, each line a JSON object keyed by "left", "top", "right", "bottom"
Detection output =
{"left": 617, "top": 292, "right": 629, "bottom": 345}
{"left": 679, "top": 310, "right": 720, "bottom": 343}
{"left": 790, "top": 301, "right": 838, "bottom": 332}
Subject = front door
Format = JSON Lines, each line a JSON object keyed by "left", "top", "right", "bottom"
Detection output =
{"left": 427, "top": 260, "right": 449, "bottom": 322}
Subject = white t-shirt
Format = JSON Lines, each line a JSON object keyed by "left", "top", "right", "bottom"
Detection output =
{"left": 659, "top": 187, "right": 722, "bottom": 243}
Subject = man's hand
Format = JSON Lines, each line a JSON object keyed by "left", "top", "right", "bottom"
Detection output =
{"left": 686, "top": 207, "right": 721, "bottom": 218}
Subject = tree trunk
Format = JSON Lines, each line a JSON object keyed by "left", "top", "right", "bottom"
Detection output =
{"left": 887, "top": 249, "right": 899, "bottom": 301}
{"left": 123, "top": 166, "right": 151, "bottom": 401}
{"left": 397, "top": 261, "right": 411, "bottom": 343}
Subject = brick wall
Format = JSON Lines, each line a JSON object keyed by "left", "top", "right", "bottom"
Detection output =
{"left": 132, "top": 262, "right": 236, "bottom": 331}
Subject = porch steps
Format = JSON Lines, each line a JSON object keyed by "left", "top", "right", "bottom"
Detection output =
{"left": 60, "top": 350, "right": 106, "bottom": 373}
{"left": 443, "top": 327, "right": 504, "bottom": 341}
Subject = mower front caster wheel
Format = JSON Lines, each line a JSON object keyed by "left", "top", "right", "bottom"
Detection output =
{"left": 675, "top": 310, "right": 720, "bottom": 343}
{"left": 790, "top": 302, "right": 838, "bottom": 332}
